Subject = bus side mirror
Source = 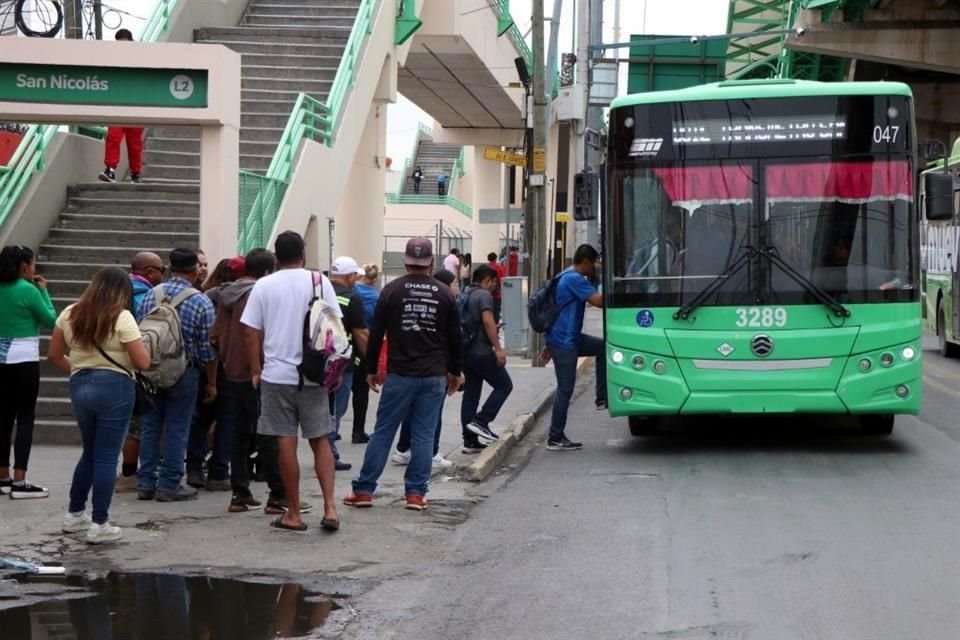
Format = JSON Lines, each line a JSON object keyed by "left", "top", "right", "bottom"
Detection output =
{"left": 921, "top": 139, "right": 948, "bottom": 163}
{"left": 924, "top": 172, "right": 955, "bottom": 221}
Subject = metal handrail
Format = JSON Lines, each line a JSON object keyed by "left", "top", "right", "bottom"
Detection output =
{"left": 139, "top": 0, "right": 180, "bottom": 42}
{"left": 386, "top": 193, "right": 473, "bottom": 218}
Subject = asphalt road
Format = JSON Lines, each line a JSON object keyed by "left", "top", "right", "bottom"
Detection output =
{"left": 345, "top": 342, "right": 960, "bottom": 640}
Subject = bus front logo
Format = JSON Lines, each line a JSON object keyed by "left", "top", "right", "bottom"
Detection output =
{"left": 751, "top": 334, "right": 774, "bottom": 358}
{"left": 629, "top": 138, "right": 664, "bottom": 157}
{"left": 717, "top": 343, "right": 735, "bottom": 357}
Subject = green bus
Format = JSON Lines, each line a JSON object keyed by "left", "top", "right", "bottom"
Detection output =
{"left": 603, "top": 79, "right": 921, "bottom": 436}
{"left": 919, "top": 141, "right": 960, "bottom": 356}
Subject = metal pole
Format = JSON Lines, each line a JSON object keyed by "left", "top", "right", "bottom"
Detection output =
{"left": 543, "top": 0, "right": 563, "bottom": 128}
{"left": 529, "top": 0, "right": 548, "bottom": 366}
{"left": 93, "top": 0, "right": 103, "bottom": 39}
{"left": 585, "top": 0, "right": 603, "bottom": 247}
{"left": 64, "top": 0, "right": 83, "bottom": 39}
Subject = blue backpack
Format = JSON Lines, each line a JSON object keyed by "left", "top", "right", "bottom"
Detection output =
{"left": 456, "top": 286, "right": 480, "bottom": 348}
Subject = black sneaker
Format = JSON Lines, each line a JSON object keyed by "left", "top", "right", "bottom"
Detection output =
{"left": 0, "top": 478, "right": 11, "bottom": 495}
{"left": 9, "top": 481, "right": 49, "bottom": 499}
{"left": 130, "top": 173, "right": 143, "bottom": 184}
{"left": 466, "top": 421, "right": 500, "bottom": 442}
{"left": 334, "top": 460, "right": 352, "bottom": 471}
{"left": 229, "top": 492, "right": 263, "bottom": 513}
{"left": 98, "top": 167, "right": 116, "bottom": 182}
{"left": 546, "top": 437, "right": 583, "bottom": 451}
{"left": 596, "top": 399, "right": 608, "bottom": 410}
{"left": 462, "top": 440, "right": 487, "bottom": 454}
{"left": 137, "top": 490, "right": 156, "bottom": 501}
{"left": 352, "top": 432, "right": 370, "bottom": 444}
{"left": 186, "top": 471, "right": 206, "bottom": 489}
{"left": 155, "top": 486, "right": 199, "bottom": 502}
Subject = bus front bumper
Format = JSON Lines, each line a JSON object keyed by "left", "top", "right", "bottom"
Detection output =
{"left": 605, "top": 342, "right": 922, "bottom": 417}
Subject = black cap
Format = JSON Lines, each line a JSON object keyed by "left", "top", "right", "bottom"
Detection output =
{"left": 169, "top": 248, "right": 199, "bottom": 273}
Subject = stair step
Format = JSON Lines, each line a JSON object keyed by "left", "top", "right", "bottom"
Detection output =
{"left": 247, "top": 4, "right": 361, "bottom": 17}
{"left": 242, "top": 76, "right": 333, "bottom": 93}
{"left": 46, "top": 228, "right": 199, "bottom": 248}
{"left": 39, "top": 261, "right": 141, "bottom": 281}
{"left": 39, "top": 376, "right": 71, "bottom": 397}
{"left": 243, "top": 15, "right": 356, "bottom": 28}
{"left": 240, "top": 64, "right": 337, "bottom": 80}
{"left": 57, "top": 213, "right": 200, "bottom": 232}
{"left": 144, "top": 149, "right": 201, "bottom": 168}
{"left": 242, "top": 88, "right": 327, "bottom": 102}
{"left": 40, "top": 245, "right": 182, "bottom": 263}
{"left": 146, "top": 165, "right": 201, "bottom": 182}
{"left": 200, "top": 39, "right": 350, "bottom": 56}
{"left": 147, "top": 127, "right": 201, "bottom": 140}
{"left": 67, "top": 198, "right": 199, "bottom": 218}
{"left": 68, "top": 182, "right": 199, "bottom": 197}
{"left": 239, "top": 126, "right": 286, "bottom": 142}
{"left": 195, "top": 26, "right": 351, "bottom": 43}
{"left": 34, "top": 419, "right": 81, "bottom": 445}
{"left": 242, "top": 113, "right": 295, "bottom": 129}
{"left": 237, "top": 52, "right": 347, "bottom": 67}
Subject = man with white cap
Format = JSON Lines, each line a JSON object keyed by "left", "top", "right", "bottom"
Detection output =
{"left": 328, "top": 256, "right": 370, "bottom": 471}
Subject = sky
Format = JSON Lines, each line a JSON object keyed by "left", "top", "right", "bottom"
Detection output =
{"left": 386, "top": 0, "right": 731, "bottom": 165}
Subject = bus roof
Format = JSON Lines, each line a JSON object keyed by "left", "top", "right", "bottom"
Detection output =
{"left": 610, "top": 79, "right": 913, "bottom": 109}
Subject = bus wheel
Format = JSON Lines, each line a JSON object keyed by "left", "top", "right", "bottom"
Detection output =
{"left": 861, "top": 414, "right": 894, "bottom": 436}
{"left": 938, "top": 306, "right": 960, "bottom": 358}
{"left": 628, "top": 416, "right": 660, "bottom": 437}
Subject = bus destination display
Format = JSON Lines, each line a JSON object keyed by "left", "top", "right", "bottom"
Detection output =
{"left": 672, "top": 116, "right": 847, "bottom": 145}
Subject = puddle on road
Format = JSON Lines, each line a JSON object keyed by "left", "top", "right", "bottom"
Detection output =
{"left": 0, "top": 571, "right": 342, "bottom": 639}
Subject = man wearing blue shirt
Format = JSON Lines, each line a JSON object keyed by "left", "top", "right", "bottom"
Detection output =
{"left": 545, "top": 244, "right": 606, "bottom": 451}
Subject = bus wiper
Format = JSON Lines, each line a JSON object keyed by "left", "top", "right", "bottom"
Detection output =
{"left": 760, "top": 248, "right": 851, "bottom": 318}
{"left": 674, "top": 247, "right": 757, "bottom": 320}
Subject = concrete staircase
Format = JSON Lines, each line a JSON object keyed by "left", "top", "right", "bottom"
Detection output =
{"left": 34, "top": 184, "right": 200, "bottom": 442}
{"left": 402, "top": 141, "right": 462, "bottom": 195}
{"left": 145, "top": 0, "right": 362, "bottom": 183}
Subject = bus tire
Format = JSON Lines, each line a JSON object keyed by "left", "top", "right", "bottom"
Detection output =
{"left": 938, "top": 306, "right": 960, "bottom": 358}
{"left": 861, "top": 414, "right": 894, "bottom": 436}
{"left": 628, "top": 416, "right": 660, "bottom": 437}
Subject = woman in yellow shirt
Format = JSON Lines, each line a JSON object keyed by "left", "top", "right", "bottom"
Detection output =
{"left": 47, "top": 267, "right": 149, "bottom": 544}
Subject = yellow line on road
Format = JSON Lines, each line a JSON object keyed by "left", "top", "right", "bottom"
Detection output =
{"left": 923, "top": 357, "right": 960, "bottom": 380}
{"left": 923, "top": 373, "right": 960, "bottom": 400}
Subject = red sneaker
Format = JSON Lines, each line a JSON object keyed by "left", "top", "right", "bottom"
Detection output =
{"left": 343, "top": 492, "right": 373, "bottom": 508}
{"left": 405, "top": 494, "right": 429, "bottom": 511}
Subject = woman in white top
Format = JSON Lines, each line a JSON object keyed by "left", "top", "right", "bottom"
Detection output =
{"left": 47, "top": 267, "right": 150, "bottom": 544}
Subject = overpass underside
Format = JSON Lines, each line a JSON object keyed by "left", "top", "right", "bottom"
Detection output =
{"left": 788, "top": 0, "right": 960, "bottom": 144}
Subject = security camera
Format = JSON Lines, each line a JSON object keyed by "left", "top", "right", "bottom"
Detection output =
{"left": 795, "top": 25, "right": 806, "bottom": 36}
{"left": 690, "top": 36, "right": 699, "bottom": 45}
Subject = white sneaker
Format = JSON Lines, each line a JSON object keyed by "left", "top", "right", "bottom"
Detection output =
{"left": 86, "top": 522, "right": 122, "bottom": 544}
{"left": 432, "top": 454, "right": 453, "bottom": 469}
{"left": 62, "top": 511, "right": 91, "bottom": 533}
{"left": 391, "top": 450, "right": 411, "bottom": 466}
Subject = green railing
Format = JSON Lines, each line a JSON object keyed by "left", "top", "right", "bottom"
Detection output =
{"left": 140, "top": 0, "right": 180, "bottom": 42}
{"left": 386, "top": 194, "right": 473, "bottom": 218}
{"left": 493, "top": 0, "right": 532, "bottom": 70}
{"left": 0, "top": 0, "right": 178, "bottom": 231}
{"left": 238, "top": 171, "right": 288, "bottom": 252}
{"left": 238, "top": 0, "right": 382, "bottom": 253}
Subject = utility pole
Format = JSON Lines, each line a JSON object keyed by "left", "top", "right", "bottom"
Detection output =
{"left": 585, "top": 0, "right": 604, "bottom": 247}
{"left": 93, "top": 1, "right": 103, "bottom": 40}
{"left": 528, "top": 0, "right": 548, "bottom": 366}
{"left": 63, "top": 0, "right": 83, "bottom": 39}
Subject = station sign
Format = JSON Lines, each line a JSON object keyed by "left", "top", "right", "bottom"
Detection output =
{"left": 484, "top": 146, "right": 526, "bottom": 168}
{"left": 0, "top": 63, "right": 209, "bottom": 108}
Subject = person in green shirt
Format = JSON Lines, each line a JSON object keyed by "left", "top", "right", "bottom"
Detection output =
{"left": 0, "top": 245, "right": 57, "bottom": 499}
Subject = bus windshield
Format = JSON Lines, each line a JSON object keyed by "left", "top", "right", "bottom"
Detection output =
{"left": 609, "top": 159, "right": 916, "bottom": 307}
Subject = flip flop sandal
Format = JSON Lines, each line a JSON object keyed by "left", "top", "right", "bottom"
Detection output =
{"left": 270, "top": 517, "right": 308, "bottom": 532}
{"left": 320, "top": 517, "right": 340, "bottom": 532}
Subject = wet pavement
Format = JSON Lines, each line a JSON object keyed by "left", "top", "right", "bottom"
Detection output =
{"left": 0, "top": 570, "right": 345, "bottom": 639}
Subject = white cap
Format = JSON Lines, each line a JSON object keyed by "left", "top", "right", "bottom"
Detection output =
{"left": 330, "top": 256, "right": 365, "bottom": 276}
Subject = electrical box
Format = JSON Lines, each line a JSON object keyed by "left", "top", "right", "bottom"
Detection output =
{"left": 573, "top": 169, "right": 598, "bottom": 221}
{"left": 555, "top": 84, "right": 585, "bottom": 122}
{"left": 501, "top": 276, "right": 529, "bottom": 351}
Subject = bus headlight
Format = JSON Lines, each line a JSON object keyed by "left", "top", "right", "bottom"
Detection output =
{"left": 858, "top": 358, "right": 872, "bottom": 372}
{"left": 611, "top": 350, "right": 625, "bottom": 364}
{"left": 901, "top": 346, "right": 916, "bottom": 361}
{"left": 653, "top": 360, "right": 667, "bottom": 374}
{"left": 619, "top": 387, "right": 633, "bottom": 401}
{"left": 880, "top": 353, "right": 894, "bottom": 367}
{"left": 632, "top": 355, "right": 645, "bottom": 370}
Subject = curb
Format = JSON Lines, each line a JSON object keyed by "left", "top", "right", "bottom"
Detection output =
{"left": 461, "top": 356, "right": 593, "bottom": 482}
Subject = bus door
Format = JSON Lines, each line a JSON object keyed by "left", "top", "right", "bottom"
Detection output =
{"left": 952, "top": 168, "right": 960, "bottom": 339}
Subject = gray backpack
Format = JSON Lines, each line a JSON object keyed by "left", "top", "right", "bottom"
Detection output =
{"left": 139, "top": 285, "right": 200, "bottom": 388}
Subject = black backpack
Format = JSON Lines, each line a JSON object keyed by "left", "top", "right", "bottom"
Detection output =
{"left": 527, "top": 272, "right": 571, "bottom": 334}
{"left": 456, "top": 286, "right": 480, "bottom": 348}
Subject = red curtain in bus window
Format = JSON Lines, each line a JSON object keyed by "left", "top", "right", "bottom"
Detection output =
{"left": 652, "top": 164, "right": 754, "bottom": 207}
{"left": 765, "top": 160, "right": 913, "bottom": 204}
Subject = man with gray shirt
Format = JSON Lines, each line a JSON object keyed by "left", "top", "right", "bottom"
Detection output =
{"left": 460, "top": 264, "right": 513, "bottom": 447}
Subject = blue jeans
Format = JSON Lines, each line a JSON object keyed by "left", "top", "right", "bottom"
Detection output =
{"left": 352, "top": 374, "right": 445, "bottom": 496}
{"left": 461, "top": 352, "right": 514, "bottom": 437}
{"left": 138, "top": 367, "right": 200, "bottom": 493}
{"left": 547, "top": 334, "right": 606, "bottom": 442}
{"left": 329, "top": 368, "right": 354, "bottom": 460}
{"left": 397, "top": 395, "right": 444, "bottom": 456}
{"left": 68, "top": 370, "right": 134, "bottom": 524}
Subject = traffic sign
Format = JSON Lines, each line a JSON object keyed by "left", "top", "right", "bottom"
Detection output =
{"left": 483, "top": 147, "right": 526, "bottom": 168}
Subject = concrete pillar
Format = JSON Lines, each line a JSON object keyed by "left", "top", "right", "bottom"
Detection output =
{"left": 335, "top": 102, "right": 386, "bottom": 266}
{"left": 199, "top": 123, "right": 240, "bottom": 264}
{"left": 470, "top": 145, "right": 505, "bottom": 261}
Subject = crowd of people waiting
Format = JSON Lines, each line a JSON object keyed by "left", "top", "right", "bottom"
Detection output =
{"left": 0, "top": 233, "right": 605, "bottom": 543}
